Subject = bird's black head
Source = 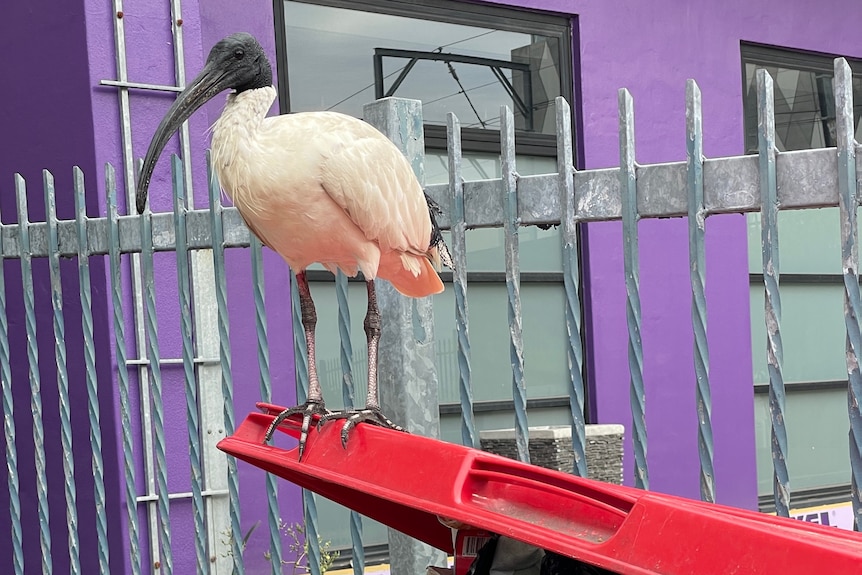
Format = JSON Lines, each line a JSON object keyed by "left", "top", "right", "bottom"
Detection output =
{"left": 135, "top": 32, "right": 273, "bottom": 214}
{"left": 204, "top": 32, "right": 273, "bottom": 94}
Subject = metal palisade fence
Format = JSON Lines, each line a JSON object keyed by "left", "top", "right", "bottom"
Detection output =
{"left": 1, "top": 58, "right": 861, "bottom": 575}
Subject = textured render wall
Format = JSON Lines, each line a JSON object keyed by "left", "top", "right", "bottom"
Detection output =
{"left": 487, "top": 0, "right": 862, "bottom": 509}
{"left": 0, "top": 2, "right": 120, "bottom": 573}
{"left": 199, "top": 1, "right": 303, "bottom": 570}
{"left": 82, "top": 1, "right": 299, "bottom": 572}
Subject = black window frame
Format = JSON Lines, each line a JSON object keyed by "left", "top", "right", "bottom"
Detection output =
{"left": 740, "top": 42, "right": 862, "bottom": 154}
{"left": 272, "top": 0, "right": 578, "bottom": 160}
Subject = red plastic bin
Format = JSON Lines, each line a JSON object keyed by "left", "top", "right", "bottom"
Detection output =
{"left": 217, "top": 403, "right": 862, "bottom": 575}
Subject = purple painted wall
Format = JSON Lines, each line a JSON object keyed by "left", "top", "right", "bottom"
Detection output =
{"left": 81, "top": 1, "right": 301, "bottom": 573}
{"left": 0, "top": 2, "right": 122, "bottom": 573}
{"left": 490, "top": 0, "right": 862, "bottom": 508}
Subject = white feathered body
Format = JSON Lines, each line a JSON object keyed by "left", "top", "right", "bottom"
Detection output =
{"left": 210, "top": 86, "right": 443, "bottom": 297}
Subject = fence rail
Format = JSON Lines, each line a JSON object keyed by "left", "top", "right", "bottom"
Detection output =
{"left": 1, "top": 57, "right": 861, "bottom": 575}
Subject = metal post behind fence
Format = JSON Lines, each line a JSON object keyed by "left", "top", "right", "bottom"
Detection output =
{"left": 364, "top": 97, "right": 447, "bottom": 575}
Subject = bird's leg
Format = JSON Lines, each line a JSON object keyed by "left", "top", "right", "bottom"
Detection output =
{"left": 364, "top": 278, "right": 382, "bottom": 410}
{"left": 319, "top": 279, "right": 404, "bottom": 447}
{"left": 264, "top": 271, "right": 329, "bottom": 459}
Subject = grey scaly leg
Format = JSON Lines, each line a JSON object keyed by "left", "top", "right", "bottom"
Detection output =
{"left": 264, "top": 271, "right": 329, "bottom": 460}
{"left": 319, "top": 279, "right": 404, "bottom": 447}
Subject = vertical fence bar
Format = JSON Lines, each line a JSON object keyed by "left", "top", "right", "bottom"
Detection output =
{"left": 447, "top": 112, "right": 477, "bottom": 449}
{"left": 756, "top": 69, "right": 790, "bottom": 518}
{"left": 44, "top": 170, "right": 80, "bottom": 574}
{"left": 140, "top": 184, "right": 173, "bottom": 574}
{"left": 74, "top": 168, "right": 110, "bottom": 574}
{"left": 556, "top": 97, "right": 588, "bottom": 477}
{"left": 206, "top": 153, "right": 245, "bottom": 573}
{"left": 1, "top": 187, "right": 23, "bottom": 575}
{"left": 619, "top": 90, "right": 648, "bottom": 490}
{"left": 335, "top": 272, "right": 356, "bottom": 411}
{"left": 833, "top": 58, "right": 862, "bottom": 531}
{"left": 107, "top": 165, "right": 142, "bottom": 575}
{"left": 686, "top": 81, "right": 715, "bottom": 503}
{"left": 249, "top": 233, "right": 284, "bottom": 574}
{"left": 15, "top": 174, "right": 53, "bottom": 575}
{"left": 291, "top": 272, "right": 321, "bottom": 575}
{"left": 171, "top": 156, "right": 208, "bottom": 573}
{"left": 500, "top": 105, "right": 530, "bottom": 464}
{"left": 334, "top": 270, "right": 365, "bottom": 574}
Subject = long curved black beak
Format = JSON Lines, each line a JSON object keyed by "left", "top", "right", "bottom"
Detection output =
{"left": 135, "top": 62, "right": 231, "bottom": 214}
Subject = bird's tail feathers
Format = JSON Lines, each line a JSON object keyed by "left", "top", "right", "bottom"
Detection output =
{"left": 383, "top": 253, "right": 444, "bottom": 297}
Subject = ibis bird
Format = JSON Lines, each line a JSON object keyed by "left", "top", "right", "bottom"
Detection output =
{"left": 136, "top": 32, "right": 450, "bottom": 459}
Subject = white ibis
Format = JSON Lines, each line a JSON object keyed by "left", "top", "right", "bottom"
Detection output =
{"left": 136, "top": 33, "right": 450, "bottom": 459}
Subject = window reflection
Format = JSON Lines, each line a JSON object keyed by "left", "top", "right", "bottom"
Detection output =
{"left": 284, "top": 1, "right": 562, "bottom": 134}
{"left": 743, "top": 61, "right": 862, "bottom": 153}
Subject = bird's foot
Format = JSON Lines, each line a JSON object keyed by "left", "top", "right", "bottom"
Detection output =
{"left": 318, "top": 407, "right": 406, "bottom": 448}
{"left": 263, "top": 400, "right": 329, "bottom": 461}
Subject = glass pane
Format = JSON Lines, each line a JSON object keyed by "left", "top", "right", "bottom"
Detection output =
{"left": 309, "top": 281, "right": 569, "bottom": 408}
{"left": 433, "top": 283, "right": 569, "bottom": 403}
{"left": 749, "top": 284, "right": 847, "bottom": 385}
{"left": 747, "top": 208, "right": 844, "bottom": 275}
{"left": 754, "top": 388, "right": 850, "bottom": 495}
{"left": 742, "top": 62, "right": 862, "bottom": 153}
{"left": 284, "top": 1, "right": 563, "bottom": 134}
{"left": 425, "top": 150, "right": 556, "bottom": 183}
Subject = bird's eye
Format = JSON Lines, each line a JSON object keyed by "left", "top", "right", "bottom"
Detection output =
{"left": 234, "top": 49, "right": 245, "bottom": 60}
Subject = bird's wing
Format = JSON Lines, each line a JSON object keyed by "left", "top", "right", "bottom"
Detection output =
{"left": 237, "top": 208, "right": 272, "bottom": 249}
{"left": 315, "top": 115, "right": 431, "bottom": 256}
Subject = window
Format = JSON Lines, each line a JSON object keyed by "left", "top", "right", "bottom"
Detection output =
{"left": 275, "top": 0, "right": 578, "bottom": 412}
{"left": 277, "top": 0, "right": 573, "bottom": 157}
{"left": 741, "top": 43, "right": 862, "bottom": 509}
{"left": 742, "top": 43, "right": 862, "bottom": 153}
{"left": 275, "top": 0, "right": 579, "bottom": 557}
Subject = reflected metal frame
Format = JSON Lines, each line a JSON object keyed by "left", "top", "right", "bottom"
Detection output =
{"left": 272, "top": 0, "right": 577, "bottom": 158}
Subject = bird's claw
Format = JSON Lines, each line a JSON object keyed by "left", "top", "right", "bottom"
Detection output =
{"left": 318, "top": 407, "right": 406, "bottom": 449}
{"left": 263, "top": 400, "right": 329, "bottom": 461}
